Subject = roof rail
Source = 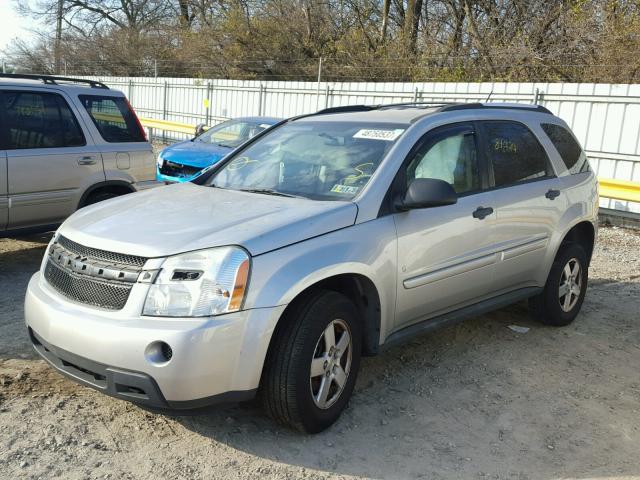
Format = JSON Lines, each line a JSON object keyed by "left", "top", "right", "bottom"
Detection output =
{"left": 437, "top": 102, "right": 552, "bottom": 114}
{"left": 313, "top": 101, "right": 552, "bottom": 117}
{"left": 0, "top": 73, "right": 109, "bottom": 89}
{"left": 378, "top": 101, "right": 457, "bottom": 110}
{"left": 315, "top": 105, "right": 378, "bottom": 115}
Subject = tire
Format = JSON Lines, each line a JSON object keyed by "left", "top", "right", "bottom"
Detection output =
{"left": 529, "top": 242, "right": 588, "bottom": 326}
{"left": 83, "top": 191, "right": 121, "bottom": 207}
{"left": 260, "top": 290, "right": 362, "bottom": 433}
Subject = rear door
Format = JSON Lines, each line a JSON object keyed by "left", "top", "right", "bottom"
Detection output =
{"left": 4, "top": 89, "right": 105, "bottom": 229}
{"left": 0, "top": 148, "right": 7, "bottom": 231}
{"left": 478, "top": 120, "right": 564, "bottom": 294}
{"left": 393, "top": 122, "right": 497, "bottom": 329}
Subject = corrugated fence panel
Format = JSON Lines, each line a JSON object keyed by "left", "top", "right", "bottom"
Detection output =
{"left": 86, "top": 76, "right": 640, "bottom": 213}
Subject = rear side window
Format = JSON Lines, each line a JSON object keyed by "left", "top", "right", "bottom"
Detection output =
{"left": 79, "top": 95, "right": 146, "bottom": 143}
{"left": 481, "top": 121, "right": 552, "bottom": 188}
{"left": 541, "top": 123, "right": 590, "bottom": 174}
{"left": 1, "top": 91, "right": 85, "bottom": 149}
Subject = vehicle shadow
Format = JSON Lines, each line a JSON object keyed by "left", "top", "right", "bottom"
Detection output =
{"left": 170, "top": 278, "right": 640, "bottom": 479}
{"left": 0, "top": 233, "right": 52, "bottom": 360}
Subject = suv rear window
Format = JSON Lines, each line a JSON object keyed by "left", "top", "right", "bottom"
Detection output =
{"left": 79, "top": 95, "right": 146, "bottom": 143}
{"left": 481, "top": 121, "right": 552, "bottom": 187}
{"left": 1, "top": 91, "right": 85, "bottom": 149}
{"left": 541, "top": 123, "right": 590, "bottom": 174}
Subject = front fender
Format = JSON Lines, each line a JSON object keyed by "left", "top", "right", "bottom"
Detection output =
{"left": 245, "top": 216, "right": 398, "bottom": 341}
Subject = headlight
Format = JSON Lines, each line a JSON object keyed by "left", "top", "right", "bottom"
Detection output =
{"left": 142, "top": 247, "right": 250, "bottom": 317}
{"left": 156, "top": 153, "right": 164, "bottom": 168}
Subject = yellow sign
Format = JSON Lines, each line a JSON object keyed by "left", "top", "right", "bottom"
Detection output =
{"left": 203, "top": 98, "right": 210, "bottom": 108}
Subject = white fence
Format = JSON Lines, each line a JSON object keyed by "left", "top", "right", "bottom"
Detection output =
{"left": 89, "top": 76, "right": 640, "bottom": 213}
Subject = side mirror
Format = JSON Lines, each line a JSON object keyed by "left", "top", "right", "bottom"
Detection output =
{"left": 396, "top": 178, "right": 458, "bottom": 211}
{"left": 194, "top": 123, "right": 207, "bottom": 138}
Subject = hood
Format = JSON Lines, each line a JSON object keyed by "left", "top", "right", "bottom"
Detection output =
{"left": 161, "top": 140, "right": 231, "bottom": 168}
{"left": 59, "top": 183, "right": 358, "bottom": 258}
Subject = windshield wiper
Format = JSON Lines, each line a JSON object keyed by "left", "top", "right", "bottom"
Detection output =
{"left": 238, "top": 188, "right": 302, "bottom": 198}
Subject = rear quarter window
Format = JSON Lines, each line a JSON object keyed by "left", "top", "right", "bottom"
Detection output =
{"left": 541, "top": 123, "right": 591, "bottom": 174}
{"left": 79, "top": 95, "right": 146, "bottom": 143}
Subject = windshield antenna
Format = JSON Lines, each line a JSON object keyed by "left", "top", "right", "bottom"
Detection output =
{"left": 485, "top": 89, "right": 494, "bottom": 103}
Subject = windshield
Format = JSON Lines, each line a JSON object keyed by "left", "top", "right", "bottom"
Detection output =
{"left": 208, "top": 120, "right": 406, "bottom": 200}
{"left": 195, "top": 119, "right": 272, "bottom": 148}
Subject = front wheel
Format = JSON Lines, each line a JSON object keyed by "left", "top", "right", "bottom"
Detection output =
{"left": 260, "top": 290, "right": 362, "bottom": 433}
{"left": 529, "top": 242, "right": 588, "bottom": 326}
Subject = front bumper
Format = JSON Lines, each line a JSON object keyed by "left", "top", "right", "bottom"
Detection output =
{"left": 25, "top": 271, "right": 286, "bottom": 409}
{"left": 156, "top": 166, "right": 201, "bottom": 184}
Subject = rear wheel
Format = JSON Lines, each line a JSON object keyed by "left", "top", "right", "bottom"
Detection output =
{"left": 260, "top": 290, "right": 362, "bottom": 433}
{"left": 529, "top": 243, "right": 588, "bottom": 326}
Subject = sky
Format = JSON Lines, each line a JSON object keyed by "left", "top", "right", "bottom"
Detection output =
{"left": 0, "top": 0, "right": 36, "bottom": 52}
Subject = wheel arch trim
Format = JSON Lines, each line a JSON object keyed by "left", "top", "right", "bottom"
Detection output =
{"left": 78, "top": 180, "right": 135, "bottom": 208}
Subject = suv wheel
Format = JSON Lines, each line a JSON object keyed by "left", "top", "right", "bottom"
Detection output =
{"left": 529, "top": 243, "right": 588, "bottom": 326}
{"left": 261, "top": 290, "right": 362, "bottom": 433}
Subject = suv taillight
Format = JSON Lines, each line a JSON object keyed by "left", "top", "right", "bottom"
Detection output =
{"left": 124, "top": 98, "right": 147, "bottom": 142}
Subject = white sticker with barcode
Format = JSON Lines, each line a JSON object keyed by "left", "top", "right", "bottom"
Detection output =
{"left": 353, "top": 128, "right": 404, "bottom": 141}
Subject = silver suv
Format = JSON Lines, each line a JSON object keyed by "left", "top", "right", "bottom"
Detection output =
{"left": 0, "top": 74, "right": 156, "bottom": 234}
{"left": 24, "top": 102, "right": 598, "bottom": 433}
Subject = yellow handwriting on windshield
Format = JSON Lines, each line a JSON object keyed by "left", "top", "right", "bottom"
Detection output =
{"left": 344, "top": 162, "right": 374, "bottom": 183}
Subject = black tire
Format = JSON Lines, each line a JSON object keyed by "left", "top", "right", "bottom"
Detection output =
{"left": 529, "top": 242, "right": 588, "bottom": 326}
{"left": 260, "top": 290, "right": 362, "bottom": 433}
{"left": 83, "top": 191, "right": 121, "bottom": 207}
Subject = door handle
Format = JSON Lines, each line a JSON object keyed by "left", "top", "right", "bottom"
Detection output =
{"left": 472, "top": 206, "right": 494, "bottom": 220}
{"left": 545, "top": 189, "right": 561, "bottom": 200}
{"left": 77, "top": 156, "right": 97, "bottom": 166}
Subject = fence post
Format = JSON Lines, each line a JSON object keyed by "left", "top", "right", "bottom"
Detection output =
{"left": 316, "top": 56, "right": 323, "bottom": 110}
{"left": 412, "top": 86, "right": 419, "bottom": 103}
{"left": 128, "top": 79, "right": 134, "bottom": 104}
{"left": 533, "top": 87, "right": 540, "bottom": 105}
{"left": 162, "top": 81, "right": 168, "bottom": 143}
{"left": 258, "top": 83, "right": 264, "bottom": 116}
{"left": 324, "top": 85, "right": 331, "bottom": 109}
{"left": 205, "top": 81, "right": 212, "bottom": 126}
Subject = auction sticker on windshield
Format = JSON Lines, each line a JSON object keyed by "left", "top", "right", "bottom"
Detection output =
{"left": 353, "top": 129, "right": 404, "bottom": 141}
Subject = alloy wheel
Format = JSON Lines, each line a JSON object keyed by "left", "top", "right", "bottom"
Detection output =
{"left": 309, "top": 319, "right": 352, "bottom": 410}
{"left": 559, "top": 257, "right": 582, "bottom": 312}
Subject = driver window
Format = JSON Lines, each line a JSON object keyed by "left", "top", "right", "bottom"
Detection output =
{"left": 406, "top": 129, "right": 480, "bottom": 195}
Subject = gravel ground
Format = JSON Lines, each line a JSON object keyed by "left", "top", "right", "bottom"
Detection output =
{"left": 1, "top": 226, "right": 639, "bottom": 480}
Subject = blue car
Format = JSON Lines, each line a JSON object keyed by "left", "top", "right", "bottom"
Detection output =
{"left": 157, "top": 116, "right": 281, "bottom": 182}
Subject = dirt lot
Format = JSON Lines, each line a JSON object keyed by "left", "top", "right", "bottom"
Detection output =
{"left": 1, "top": 227, "right": 639, "bottom": 480}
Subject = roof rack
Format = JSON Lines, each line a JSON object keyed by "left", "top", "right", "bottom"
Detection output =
{"left": 436, "top": 102, "right": 552, "bottom": 114}
{"left": 0, "top": 73, "right": 109, "bottom": 89}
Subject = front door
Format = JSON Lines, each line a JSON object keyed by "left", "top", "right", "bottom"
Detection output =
{"left": 393, "top": 123, "right": 496, "bottom": 329}
{"left": 3, "top": 89, "right": 104, "bottom": 229}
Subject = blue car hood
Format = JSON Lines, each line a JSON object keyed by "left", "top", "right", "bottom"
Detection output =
{"left": 161, "top": 140, "right": 231, "bottom": 168}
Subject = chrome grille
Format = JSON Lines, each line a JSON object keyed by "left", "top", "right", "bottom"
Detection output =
{"left": 57, "top": 235, "right": 146, "bottom": 268}
{"left": 43, "top": 236, "right": 148, "bottom": 310}
{"left": 44, "top": 261, "right": 132, "bottom": 310}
